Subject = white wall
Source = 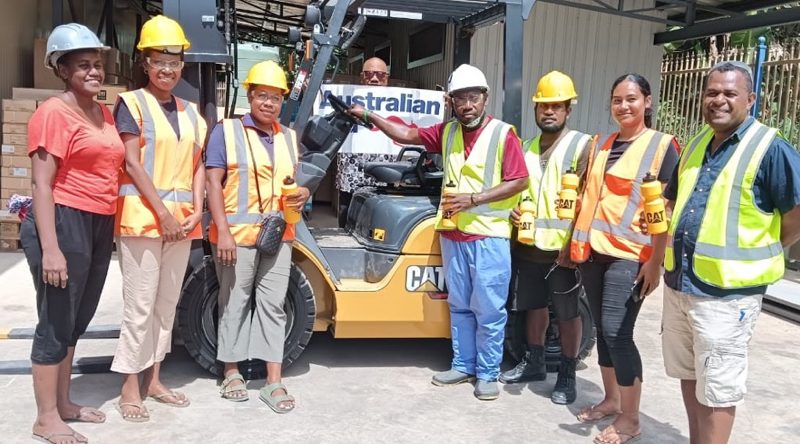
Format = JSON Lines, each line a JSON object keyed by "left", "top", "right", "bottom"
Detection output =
{"left": 470, "top": 0, "right": 666, "bottom": 138}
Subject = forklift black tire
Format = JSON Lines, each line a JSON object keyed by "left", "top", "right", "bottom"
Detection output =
{"left": 504, "top": 290, "right": 596, "bottom": 372}
{"left": 177, "top": 256, "right": 316, "bottom": 380}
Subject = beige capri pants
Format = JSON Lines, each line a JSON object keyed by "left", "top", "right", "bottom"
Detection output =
{"left": 111, "top": 237, "right": 191, "bottom": 374}
{"left": 215, "top": 242, "right": 292, "bottom": 363}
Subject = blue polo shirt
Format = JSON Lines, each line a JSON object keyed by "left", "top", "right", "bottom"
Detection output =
{"left": 205, "top": 113, "right": 274, "bottom": 170}
{"left": 663, "top": 117, "right": 800, "bottom": 297}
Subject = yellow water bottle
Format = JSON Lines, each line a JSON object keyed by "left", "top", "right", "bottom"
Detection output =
{"left": 440, "top": 181, "right": 458, "bottom": 230}
{"left": 281, "top": 176, "right": 302, "bottom": 225}
{"left": 557, "top": 168, "right": 579, "bottom": 220}
{"left": 517, "top": 197, "right": 536, "bottom": 245}
{"left": 642, "top": 172, "right": 667, "bottom": 235}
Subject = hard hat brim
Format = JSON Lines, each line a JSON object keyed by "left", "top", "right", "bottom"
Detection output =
{"left": 532, "top": 95, "right": 577, "bottom": 103}
{"left": 46, "top": 45, "right": 111, "bottom": 70}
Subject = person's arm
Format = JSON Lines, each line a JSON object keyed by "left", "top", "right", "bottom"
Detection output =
{"left": 182, "top": 157, "right": 206, "bottom": 235}
{"left": 31, "top": 148, "right": 68, "bottom": 288}
{"left": 781, "top": 206, "right": 800, "bottom": 247}
{"left": 206, "top": 167, "right": 237, "bottom": 267}
{"left": 120, "top": 133, "right": 185, "bottom": 242}
{"left": 348, "top": 104, "right": 422, "bottom": 145}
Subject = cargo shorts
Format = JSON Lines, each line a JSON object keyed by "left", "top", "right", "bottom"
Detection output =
{"left": 661, "top": 286, "right": 762, "bottom": 408}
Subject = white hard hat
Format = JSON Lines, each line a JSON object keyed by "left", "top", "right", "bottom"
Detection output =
{"left": 447, "top": 64, "right": 490, "bottom": 94}
{"left": 45, "top": 23, "right": 109, "bottom": 69}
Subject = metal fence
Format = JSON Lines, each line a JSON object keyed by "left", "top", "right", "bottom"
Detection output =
{"left": 659, "top": 42, "right": 800, "bottom": 148}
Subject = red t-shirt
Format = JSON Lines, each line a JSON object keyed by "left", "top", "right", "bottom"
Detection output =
{"left": 418, "top": 117, "right": 528, "bottom": 242}
{"left": 28, "top": 98, "right": 126, "bottom": 215}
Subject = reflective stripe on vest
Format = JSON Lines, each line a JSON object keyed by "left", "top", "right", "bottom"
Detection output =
{"left": 522, "top": 130, "right": 590, "bottom": 251}
{"left": 570, "top": 129, "right": 673, "bottom": 263}
{"left": 116, "top": 88, "right": 206, "bottom": 238}
{"left": 208, "top": 117, "right": 298, "bottom": 246}
{"left": 665, "top": 121, "right": 783, "bottom": 288}
{"left": 433, "top": 118, "right": 519, "bottom": 237}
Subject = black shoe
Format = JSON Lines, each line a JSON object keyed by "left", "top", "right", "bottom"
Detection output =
{"left": 551, "top": 356, "right": 578, "bottom": 405}
{"left": 499, "top": 345, "right": 546, "bottom": 384}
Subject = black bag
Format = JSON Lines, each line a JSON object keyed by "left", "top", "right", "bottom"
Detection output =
{"left": 246, "top": 130, "right": 286, "bottom": 256}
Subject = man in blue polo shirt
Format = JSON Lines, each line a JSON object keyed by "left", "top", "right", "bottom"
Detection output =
{"left": 659, "top": 61, "right": 800, "bottom": 444}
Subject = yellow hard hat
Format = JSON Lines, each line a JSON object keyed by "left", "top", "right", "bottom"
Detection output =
{"left": 532, "top": 71, "right": 578, "bottom": 103}
{"left": 243, "top": 60, "right": 289, "bottom": 93}
{"left": 137, "top": 15, "right": 190, "bottom": 52}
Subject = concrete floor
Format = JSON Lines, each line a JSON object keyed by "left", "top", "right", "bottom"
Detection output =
{"left": 1, "top": 250, "right": 799, "bottom": 444}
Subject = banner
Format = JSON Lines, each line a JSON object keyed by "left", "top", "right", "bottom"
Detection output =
{"left": 314, "top": 85, "right": 446, "bottom": 155}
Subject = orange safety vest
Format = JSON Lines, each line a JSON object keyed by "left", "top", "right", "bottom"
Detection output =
{"left": 116, "top": 89, "right": 206, "bottom": 238}
{"left": 208, "top": 117, "right": 298, "bottom": 247}
{"left": 570, "top": 129, "right": 674, "bottom": 263}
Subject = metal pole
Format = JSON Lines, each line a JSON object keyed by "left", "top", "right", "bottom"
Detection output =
{"left": 751, "top": 36, "right": 767, "bottom": 118}
{"left": 502, "top": 0, "right": 524, "bottom": 131}
{"left": 52, "top": 0, "right": 64, "bottom": 27}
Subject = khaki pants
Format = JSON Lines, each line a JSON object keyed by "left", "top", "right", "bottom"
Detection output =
{"left": 111, "top": 237, "right": 191, "bottom": 374}
{"left": 215, "top": 243, "right": 291, "bottom": 363}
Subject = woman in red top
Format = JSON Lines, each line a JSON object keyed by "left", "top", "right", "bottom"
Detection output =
{"left": 20, "top": 24, "right": 124, "bottom": 444}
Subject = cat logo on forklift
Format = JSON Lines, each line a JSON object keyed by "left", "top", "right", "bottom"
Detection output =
{"left": 406, "top": 265, "right": 446, "bottom": 292}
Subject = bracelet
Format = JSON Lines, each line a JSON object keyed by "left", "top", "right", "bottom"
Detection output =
{"left": 362, "top": 109, "right": 370, "bottom": 125}
{"left": 470, "top": 193, "right": 477, "bottom": 207}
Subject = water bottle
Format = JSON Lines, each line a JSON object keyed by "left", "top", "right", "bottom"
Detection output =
{"left": 642, "top": 172, "right": 667, "bottom": 235}
{"left": 440, "top": 181, "right": 458, "bottom": 230}
{"left": 557, "top": 168, "right": 579, "bottom": 220}
{"left": 517, "top": 197, "right": 536, "bottom": 245}
{"left": 281, "top": 176, "right": 302, "bottom": 224}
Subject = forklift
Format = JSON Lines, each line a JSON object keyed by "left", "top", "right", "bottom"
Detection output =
{"left": 169, "top": 0, "right": 595, "bottom": 379}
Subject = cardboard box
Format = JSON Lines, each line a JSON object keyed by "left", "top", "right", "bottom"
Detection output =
{"left": 1, "top": 155, "right": 32, "bottom": 168}
{"left": 34, "top": 38, "right": 67, "bottom": 90}
{"left": 0, "top": 216, "right": 20, "bottom": 238}
{"left": 0, "top": 177, "right": 31, "bottom": 190}
{"left": 3, "top": 134, "right": 28, "bottom": 146}
{"left": 2, "top": 110, "right": 34, "bottom": 124}
{"left": 1, "top": 188, "right": 32, "bottom": 199}
{"left": 96, "top": 85, "right": 127, "bottom": 105}
{"left": 2, "top": 99, "right": 37, "bottom": 112}
{"left": 1, "top": 145, "right": 26, "bottom": 156}
{"left": 12, "top": 88, "right": 61, "bottom": 101}
{"left": 0, "top": 199, "right": 8, "bottom": 210}
{"left": 0, "top": 238, "right": 19, "bottom": 250}
{"left": 2, "top": 123, "right": 27, "bottom": 135}
{"left": 1, "top": 167, "right": 30, "bottom": 178}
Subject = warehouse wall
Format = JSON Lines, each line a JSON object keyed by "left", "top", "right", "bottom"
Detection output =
{"left": 470, "top": 0, "right": 666, "bottom": 139}
{"left": 0, "top": 0, "right": 49, "bottom": 99}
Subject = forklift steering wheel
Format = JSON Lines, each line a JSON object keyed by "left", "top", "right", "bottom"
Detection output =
{"left": 327, "top": 93, "right": 374, "bottom": 129}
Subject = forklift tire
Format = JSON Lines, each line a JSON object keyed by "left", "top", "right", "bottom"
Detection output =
{"left": 177, "top": 256, "right": 316, "bottom": 380}
{"left": 504, "top": 290, "right": 596, "bottom": 372}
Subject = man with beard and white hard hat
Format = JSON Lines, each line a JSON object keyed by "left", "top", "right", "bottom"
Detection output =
{"left": 348, "top": 64, "right": 529, "bottom": 401}
{"left": 500, "top": 71, "right": 591, "bottom": 406}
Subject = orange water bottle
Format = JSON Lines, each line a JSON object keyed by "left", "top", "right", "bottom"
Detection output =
{"left": 440, "top": 181, "right": 458, "bottom": 230}
{"left": 642, "top": 172, "right": 667, "bottom": 234}
{"left": 557, "top": 168, "right": 579, "bottom": 220}
{"left": 281, "top": 176, "right": 302, "bottom": 224}
{"left": 517, "top": 197, "right": 536, "bottom": 245}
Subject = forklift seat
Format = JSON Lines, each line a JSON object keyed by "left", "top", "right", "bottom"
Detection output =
{"left": 364, "top": 161, "right": 418, "bottom": 185}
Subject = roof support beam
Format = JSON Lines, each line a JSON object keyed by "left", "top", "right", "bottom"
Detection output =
{"left": 655, "top": 6, "right": 800, "bottom": 44}
{"left": 536, "top": 0, "right": 684, "bottom": 26}
{"left": 502, "top": 0, "right": 528, "bottom": 130}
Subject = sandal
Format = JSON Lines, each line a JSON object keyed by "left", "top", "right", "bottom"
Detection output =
{"left": 62, "top": 406, "right": 106, "bottom": 423}
{"left": 593, "top": 426, "right": 641, "bottom": 444}
{"left": 259, "top": 382, "right": 295, "bottom": 414}
{"left": 576, "top": 404, "right": 621, "bottom": 423}
{"left": 149, "top": 390, "right": 190, "bottom": 408}
{"left": 115, "top": 402, "right": 150, "bottom": 423}
{"left": 32, "top": 431, "right": 88, "bottom": 444}
{"left": 220, "top": 372, "right": 249, "bottom": 402}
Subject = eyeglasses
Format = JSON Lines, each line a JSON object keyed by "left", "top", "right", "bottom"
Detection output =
{"left": 146, "top": 58, "right": 184, "bottom": 70}
{"left": 450, "top": 92, "right": 485, "bottom": 107}
{"left": 361, "top": 70, "right": 388, "bottom": 81}
{"left": 252, "top": 92, "right": 284, "bottom": 104}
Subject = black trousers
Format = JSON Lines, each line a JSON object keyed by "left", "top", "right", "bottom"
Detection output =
{"left": 510, "top": 259, "right": 580, "bottom": 321}
{"left": 21, "top": 204, "right": 115, "bottom": 365}
{"left": 579, "top": 254, "right": 643, "bottom": 386}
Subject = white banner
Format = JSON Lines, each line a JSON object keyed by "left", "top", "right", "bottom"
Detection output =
{"left": 313, "top": 85, "right": 446, "bottom": 155}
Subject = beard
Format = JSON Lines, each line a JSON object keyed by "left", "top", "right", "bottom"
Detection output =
{"left": 538, "top": 121, "right": 565, "bottom": 134}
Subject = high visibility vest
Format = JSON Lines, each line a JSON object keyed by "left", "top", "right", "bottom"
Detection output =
{"left": 665, "top": 121, "right": 783, "bottom": 288}
{"left": 433, "top": 118, "right": 520, "bottom": 238}
{"left": 521, "top": 130, "right": 590, "bottom": 251}
{"left": 570, "top": 129, "right": 674, "bottom": 263}
{"left": 208, "top": 117, "right": 298, "bottom": 247}
{"left": 116, "top": 89, "right": 206, "bottom": 238}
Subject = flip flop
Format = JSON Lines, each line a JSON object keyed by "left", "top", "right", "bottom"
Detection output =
{"left": 259, "top": 382, "right": 295, "bottom": 414}
{"left": 149, "top": 391, "right": 190, "bottom": 408}
{"left": 220, "top": 372, "right": 250, "bottom": 402}
{"left": 115, "top": 402, "right": 150, "bottom": 423}
{"left": 593, "top": 426, "right": 642, "bottom": 444}
{"left": 576, "top": 404, "right": 622, "bottom": 423}
{"left": 63, "top": 407, "right": 106, "bottom": 423}
{"left": 32, "top": 431, "right": 88, "bottom": 444}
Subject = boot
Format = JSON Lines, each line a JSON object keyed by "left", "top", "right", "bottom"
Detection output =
{"left": 499, "top": 345, "right": 546, "bottom": 384}
{"left": 551, "top": 356, "right": 578, "bottom": 405}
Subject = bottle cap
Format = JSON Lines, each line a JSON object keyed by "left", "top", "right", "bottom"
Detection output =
{"left": 446, "top": 180, "right": 456, "bottom": 187}
{"left": 643, "top": 172, "right": 656, "bottom": 182}
{"left": 283, "top": 176, "right": 295, "bottom": 185}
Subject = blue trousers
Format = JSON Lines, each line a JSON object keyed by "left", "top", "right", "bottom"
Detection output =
{"left": 440, "top": 236, "right": 511, "bottom": 380}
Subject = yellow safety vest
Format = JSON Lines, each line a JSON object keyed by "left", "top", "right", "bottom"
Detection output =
{"left": 208, "top": 117, "right": 298, "bottom": 247}
{"left": 665, "top": 121, "right": 784, "bottom": 288}
{"left": 433, "top": 118, "right": 520, "bottom": 238}
{"left": 571, "top": 129, "right": 674, "bottom": 263}
{"left": 116, "top": 89, "right": 207, "bottom": 238}
{"left": 521, "top": 130, "right": 590, "bottom": 251}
